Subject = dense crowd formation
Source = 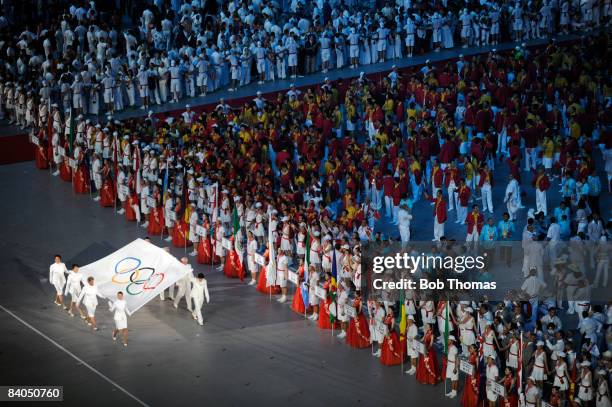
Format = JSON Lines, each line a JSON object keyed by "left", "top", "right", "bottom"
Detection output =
{"left": 27, "top": 26, "right": 612, "bottom": 406}
{"left": 1, "top": 0, "right": 612, "bottom": 121}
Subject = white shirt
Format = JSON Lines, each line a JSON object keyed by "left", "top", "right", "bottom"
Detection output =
{"left": 191, "top": 278, "right": 210, "bottom": 303}
{"left": 49, "top": 262, "right": 68, "bottom": 286}
{"left": 109, "top": 299, "right": 127, "bottom": 320}
{"left": 521, "top": 276, "right": 547, "bottom": 297}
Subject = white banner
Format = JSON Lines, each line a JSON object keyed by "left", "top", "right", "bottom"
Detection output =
{"left": 146, "top": 196, "right": 156, "bottom": 208}
{"left": 222, "top": 237, "right": 232, "bottom": 250}
{"left": 315, "top": 285, "right": 327, "bottom": 300}
{"left": 459, "top": 358, "right": 474, "bottom": 375}
{"left": 413, "top": 340, "right": 426, "bottom": 355}
{"left": 254, "top": 253, "right": 265, "bottom": 266}
{"left": 287, "top": 270, "right": 299, "bottom": 285}
{"left": 196, "top": 225, "right": 207, "bottom": 237}
{"left": 58, "top": 146, "right": 66, "bottom": 157}
{"left": 345, "top": 305, "right": 356, "bottom": 318}
{"left": 168, "top": 211, "right": 178, "bottom": 222}
{"left": 79, "top": 239, "right": 190, "bottom": 315}
{"left": 488, "top": 380, "right": 505, "bottom": 397}
{"left": 68, "top": 158, "right": 77, "bottom": 170}
{"left": 31, "top": 136, "right": 40, "bottom": 146}
{"left": 119, "top": 184, "right": 130, "bottom": 197}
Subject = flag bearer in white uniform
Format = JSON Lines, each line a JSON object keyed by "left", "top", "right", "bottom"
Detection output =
{"left": 109, "top": 291, "right": 128, "bottom": 346}
{"left": 276, "top": 250, "right": 289, "bottom": 303}
{"left": 64, "top": 264, "right": 85, "bottom": 318}
{"left": 485, "top": 355, "right": 500, "bottom": 405}
{"left": 49, "top": 254, "right": 68, "bottom": 308}
{"left": 524, "top": 377, "right": 541, "bottom": 407}
{"left": 174, "top": 257, "right": 194, "bottom": 312}
{"left": 189, "top": 203, "right": 199, "bottom": 256}
{"left": 247, "top": 231, "right": 258, "bottom": 285}
{"left": 445, "top": 336, "right": 459, "bottom": 398}
{"left": 191, "top": 273, "right": 210, "bottom": 326}
{"left": 77, "top": 276, "right": 103, "bottom": 331}
{"left": 405, "top": 315, "right": 419, "bottom": 374}
{"left": 336, "top": 281, "right": 349, "bottom": 338}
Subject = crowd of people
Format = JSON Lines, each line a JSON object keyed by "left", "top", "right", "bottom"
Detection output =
{"left": 27, "top": 26, "right": 612, "bottom": 404}
{"left": 2, "top": 0, "right": 612, "bottom": 123}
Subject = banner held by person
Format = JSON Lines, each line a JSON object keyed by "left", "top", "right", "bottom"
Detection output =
{"left": 79, "top": 238, "right": 191, "bottom": 315}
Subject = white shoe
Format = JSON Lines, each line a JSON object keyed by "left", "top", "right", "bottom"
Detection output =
{"left": 258, "top": 81, "right": 264, "bottom": 85}
{"left": 312, "top": 313, "right": 318, "bottom": 321}
{"left": 216, "top": 265, "right": 224, "bottom": 271}
{"left": 93, "top": 196, "right": 100, "bottom": 201}
{"left": 68, "top": 311, "right": 74, "bottom": 317}
{"left": 173, "top": 304, "right": 178, "bottom": 309}
{"left": 277, "top": 295, "right": 287, "bottom": 303}
{"left": 448, "top": 391, "right": 457, "bottom": 398}
{"left": 198, "top": 321, "right": 204, "bottom": 326}
{"left": 141, "top": 221, "right": 149, "bottom": 228}
{"left": 189, "top": 251, "right": 197, "bottom": 257}
{"left": 374, "top": 350, "right": 381, "bottom": 357}
{"left": 248, "top": 280, "right": 256, "bottom": 286}
{"left": 117, "top": 209, "right": 125, "bottom": 215}
{"left": 406, "top": 367, "right": 416, "bottom": 375}
{"left": 112, "top": 336, "right": 117, "bottom": 341}
{"left": 164, "top": 236, "right": 172, "bottom": 242}
{"left": 52, "top": 171, "right": 59, "bottom": 176}
{"left": 337, "top": 331, "right": 346, "bottom": 339}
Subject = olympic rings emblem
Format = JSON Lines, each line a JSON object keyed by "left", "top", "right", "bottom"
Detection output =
{"left": 112, "top": 257, "right": 165, "bottom": 295}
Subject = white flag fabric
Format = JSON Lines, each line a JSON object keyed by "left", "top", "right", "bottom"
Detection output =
{"left": 79, "top": 239, "right": 190, "bottom": 315}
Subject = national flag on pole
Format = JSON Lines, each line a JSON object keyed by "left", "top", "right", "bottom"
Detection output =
{"left": 211, "top": 182, "right": 218, "bottom": 224}
{"left": 399, "top": 289, "right": 407, "bottom": 341}
{"left": 68, "top": 108, "right": 75, "bottom": 155}
{"left": 266, "top": 214, "right": 277, "bottom": 286}
{"left": 301, "top": 230, "right": 311, "bottom": 309}
{"left": 232, "top": 206, "right": 240, "bottom": 236}
{"left": 443, "top": 301, "right": 450, "bottom": 355}
{"left": 330, "top": 245, "right": 337, "bottom": 288}
{"left": 162, "top": 158, "right": 169, "bottom": 203}
{"left": 134, "top": 146, "right": 141, "bottom": 194}
{"left": 518, "top": 332, "right": 524, "bottom": 403}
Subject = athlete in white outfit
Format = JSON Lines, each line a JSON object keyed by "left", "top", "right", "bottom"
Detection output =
{"left": 174, "top": 257, "right": 194, "bottom": 312}
{"left": 49, "top": 254, "right": 68, "bottom": 308}
{"left": 191, "top": 273, "right": 210, "bottom": 326}
{"left": 109, "top": 291, "right": 128, "bottom": 346}
{"left": 64, "top": 263, "right": 85, "bottom": 318}
{"left": 77, "top": 276, "right": 104, "bottom": 330}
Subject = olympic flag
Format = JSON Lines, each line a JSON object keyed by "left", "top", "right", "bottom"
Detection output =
{"left": 79, "top": 239, "right": 191, "bottom": 315}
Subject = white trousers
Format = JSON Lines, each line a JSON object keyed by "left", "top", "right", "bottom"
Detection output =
{"left": 457, "top": 205, "right": 468, "bottom": 223}
{"left": 433, "top": 219, "right": 445, "bottom": 241}
{"left": 536, "top": 189, "right": 547, "bottom": 215}
{"left": 481, "top": 184, "right": 493, "bottom": 213}
{"left": 192, "top": 296, "right": 205, "bottom": 324}
{"left": 173, "top": 285, "right": 192, "bottom": 311}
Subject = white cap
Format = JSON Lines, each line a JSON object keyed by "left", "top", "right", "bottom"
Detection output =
{"left": 448, "top": 335, "right": 456, "bottom": 341}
